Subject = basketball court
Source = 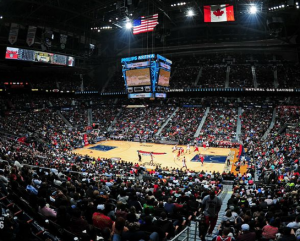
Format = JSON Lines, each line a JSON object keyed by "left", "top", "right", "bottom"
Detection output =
{"left": 73, "top": 140, "right": 238, "bottom": 173}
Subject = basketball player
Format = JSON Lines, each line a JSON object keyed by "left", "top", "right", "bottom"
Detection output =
{"left": 206, "top": 141, "right": 210, "bottom": 150}
{"left": 181, "top": 147, "right": 184, "bottom": 155}
{"left": 200, "top": 155, "right": 204, "bottom": 166}
{"left": 172, "top": 145, "right": 177, "bottom": 153}
{"left": 194, "top": 144, "right": 199, "bottom": 153}
{"left": 177, "top": 149, "right": 181, "bottom": 160}
{"left": 203, "top": 142, "right": 207, "bottom": 150}
{"left": 182, "top": 156, "right": 187, "bottom": 170}
{"left": 138, "top": 151, "right": 142, "bottom": 162}
{"left": 226, "top": 156, "right": 230, "bottom": 166}
{"left": 186, "top": 144, "right": 191, "bottom": 154}
{"left": 150, "top": 152, "right": 154, "bottom": 166}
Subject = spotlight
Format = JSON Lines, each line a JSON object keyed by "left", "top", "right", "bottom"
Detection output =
{"left": 187, "top": 10, "right": 195, "bottom": 17}
{"left": 0, "top": 16, "right": 3, "bottom": 19}
{"left": 125, "top": 22, "right": 132, "bottom": 29}
{"left": 249, "top": 5, "right": 257, "bottom": 14}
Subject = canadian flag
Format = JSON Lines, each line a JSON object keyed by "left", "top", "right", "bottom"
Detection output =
{"left": 204, "top": 4, "right": 235, "bottom": 22}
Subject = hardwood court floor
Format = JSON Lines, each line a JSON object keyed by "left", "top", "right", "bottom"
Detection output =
{"left": 73, "top": 140, "right": 234, "bottom": 173}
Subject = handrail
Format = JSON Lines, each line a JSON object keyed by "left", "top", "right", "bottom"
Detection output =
{"left": 169, "top": 226, "right": 189, "bottom": 241}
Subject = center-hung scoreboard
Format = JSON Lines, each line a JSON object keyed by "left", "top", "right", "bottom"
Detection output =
{"left": 121, "top": 54, "right": 172, "bottom": 99}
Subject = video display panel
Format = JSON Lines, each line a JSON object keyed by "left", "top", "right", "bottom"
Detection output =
{"left": 34, "top": 51, "right": 53, "bottom": 63}
{"left": 125, "top": 68, "right": 151, "bottom": 86}
{"left": 5, "top": 47, "right": 74, "bottom": 67}
{"left": 5, "top": 47, "right": 19, "bottom": 60}
{"left": 158, "top": 69, "right": 170, "bottom": 87}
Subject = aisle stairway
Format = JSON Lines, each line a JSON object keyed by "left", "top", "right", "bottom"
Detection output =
{"left": 208, "top": 185, "right": 233, "bottom": 240}
{"left": 236, "top": 107, "right": 242, "bottom": 141}
{"left": 262, "top": 108, "right": 276, "bottom": 140}
{"left": 194, "top": 107, "right": 210, "bottom": 138}
{"left": 175, "top": 185, "right": 233, "bottom": 241}
{"left": 155, "top": 107, "right": 179, "bottom": 136}
{"left": 87, "top": 108, "right": 93, "bottom": 126}
{"left": 56, "top": 110, "right": 72, "bottom": 127}
{"left": 252, "top": 66, "right": 258, "bottom": 88}
{"left": 194, "top": 67, "right": 203, "bottom": 87}
{"left": 107, "top": 108, "right": 123, "bottom": 132}
{"left": 225, "top": 66, "right": 230, "bottom": 88}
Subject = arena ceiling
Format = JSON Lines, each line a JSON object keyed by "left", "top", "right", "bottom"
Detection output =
{"left": 0, "top": 0, "right": 299, "bottom": 57}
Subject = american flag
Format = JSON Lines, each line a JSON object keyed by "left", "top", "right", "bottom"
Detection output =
{"left": 133, "top": 14, "right": 159, "bottom": 35}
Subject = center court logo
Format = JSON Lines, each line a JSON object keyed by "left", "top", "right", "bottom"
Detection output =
{"left": 190, "top": 154, "right": 227, "bottom": 164}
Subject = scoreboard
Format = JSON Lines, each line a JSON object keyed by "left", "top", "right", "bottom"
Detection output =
{"left": 5, "top": 47, "right": 75, "bottom": 67}
{"left": 121, "top": 54, "right": 172, "bottom": 99}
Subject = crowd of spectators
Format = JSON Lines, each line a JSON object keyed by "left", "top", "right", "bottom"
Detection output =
{"left": 229, "top": 65, "right": 253, "bottom": 88}
{"left": 159, "top": 108, "right": 205, "bottom": 144}
{"left": 200, "top": 65, "right": 227, "bottom": 88}
{"left": 200, "top": 107, "right": 238, "bottom": 142}
{"left": 101, "top": 53, "right": 300, "bottom": 93}
{"left": 240, "top": 107, "right": 273, "bottom": 143}
{"left": 1, "top": 93, "right": 300, "bottom": 241}
{"left": 274, "top": 106, "right": 300, "bottom": 131}
{"left": 92, "top": 107, "right": 121, "bottom": 133}
{"left": 277, "top": 64, "right": 300, "bottom": 88}
{"left": 255, "top": 65, "right": 275, "bottom": 88}
{"left": 105, "top": 70, "right": 125, "bottom": 92}
{"left": 61, "top": 109, "right": 88, "bottom": 129}
{"left": 0, "top": 123, "right": 225, "bottom": 241}
{"left": 110, "top": 106, "right": 175, "bottom": 141}
{"left": 170, "top": 67, "right": 200, "bottom": 89}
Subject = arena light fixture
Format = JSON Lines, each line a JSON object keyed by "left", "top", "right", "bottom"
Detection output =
{"left": 249, "top": 5, "right": 257, "bottom": 14}
{"left": 187, "top": 10, "right": 195, "bottom": 17}
{"left": 125, "top": 22, "right": 133, "bottom": 29}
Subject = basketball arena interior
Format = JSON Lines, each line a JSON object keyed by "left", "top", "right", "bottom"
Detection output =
{"left": 0, "top": 0, "right": 300, "bottom": 241}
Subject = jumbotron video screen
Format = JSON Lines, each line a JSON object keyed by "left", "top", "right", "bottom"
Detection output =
{"left": 5, "top": 47, "right": 75, "bottom": 67}
{"left": 125, "top": 68, "right": 151, "bottom": 86}
{"left": 158, "top": 69, "right": 171, "bottom": 87}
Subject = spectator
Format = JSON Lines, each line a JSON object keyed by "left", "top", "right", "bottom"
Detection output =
{"left": 92, "top": 204, "right": 113, "bottom": 230}
{"left": 236, "top": 224, "right": 256, "bottom": 241}
{"left": 262, "top": 219, "right": 280, "bottom": 240}
{"left": 202, "top": 190, "right": 222, "bottom": 236}
{"left": 38, "top": 198, "right": 57, "bottom": 218}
